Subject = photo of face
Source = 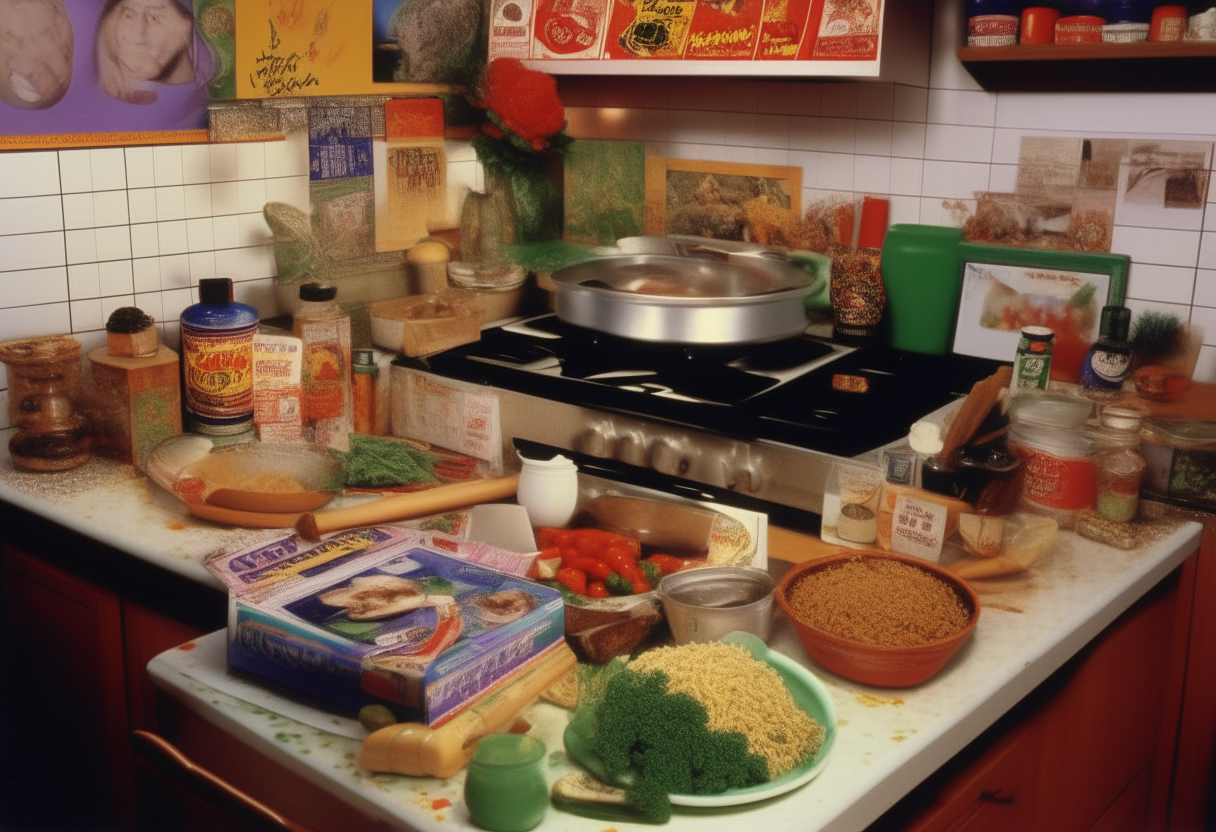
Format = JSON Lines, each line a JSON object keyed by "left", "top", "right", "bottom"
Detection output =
{"left": 97, "top": 0, "right": 195, "bottom": 104}
{"left": 0, "top": 0, "right": 74, "bottom": 110}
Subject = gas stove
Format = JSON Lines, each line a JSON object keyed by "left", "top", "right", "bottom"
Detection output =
{"left": 393, "top": 314, "right": 1001, "bottom": 528}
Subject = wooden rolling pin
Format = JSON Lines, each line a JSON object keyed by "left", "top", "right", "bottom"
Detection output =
{"left": 358, "top": 643, "right": 577, "bottom": 779}
{"left": 296, "top": 475, "right": 520, "bottom": 540}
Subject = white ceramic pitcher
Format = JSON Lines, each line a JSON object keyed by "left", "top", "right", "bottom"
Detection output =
{"left": 516, "top": 451, "right": 578, "bottom": 528}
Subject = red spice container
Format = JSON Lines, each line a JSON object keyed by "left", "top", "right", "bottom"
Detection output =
{"left": 1055, "top": 14, "right": 1105, "bottom": 42}
{"left": 1150, "top": 5, "right": 1187, "bottom": 40}
{"left": 1021, "top": 7, "right": 1062, "bottom": 43}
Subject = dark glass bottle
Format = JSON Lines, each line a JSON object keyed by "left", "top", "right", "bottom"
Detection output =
{"left": 1080, "top": 305, "right": 1132, "bottom": 399}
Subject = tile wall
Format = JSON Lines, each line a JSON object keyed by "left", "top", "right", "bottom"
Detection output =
{"left": 1, "top": 0, "right": 1214, "bottom": 428}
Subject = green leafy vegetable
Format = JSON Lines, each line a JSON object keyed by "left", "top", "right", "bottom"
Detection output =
{"left": 342, "top": 435, "right": 441, "bottom": 488}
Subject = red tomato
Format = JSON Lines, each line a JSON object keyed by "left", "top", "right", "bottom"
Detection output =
{"left": 555, "top": 567, "right": 587, "bottom": 595}
{"left": 585, "top": 580, "right": 610, "bottom": 598}
{"left": 643, "top": 554, "right": 686, "bottom": 576}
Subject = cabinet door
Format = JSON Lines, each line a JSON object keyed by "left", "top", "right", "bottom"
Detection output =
{"left": 124, "top": 600, "right": 205, "bottom": 732}
{"left": 0, "top": 545, "right": 134, "bottom": 829}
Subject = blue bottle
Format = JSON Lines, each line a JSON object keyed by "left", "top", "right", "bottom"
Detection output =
{"left": 180, "top": 277, "right": 259, "bottom": 435}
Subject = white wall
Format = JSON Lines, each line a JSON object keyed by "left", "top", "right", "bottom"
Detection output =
{"left": 1, "top": 0, "right": 1214, "bottom": 428}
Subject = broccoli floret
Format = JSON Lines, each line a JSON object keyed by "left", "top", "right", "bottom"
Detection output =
{"left": 589, "top": 667, "right": 769, "bottom": 822}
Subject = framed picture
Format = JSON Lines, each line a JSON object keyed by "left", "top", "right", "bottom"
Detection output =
{"left": 951, "top": 242, "right": 1129, "bottom": 364}
{"left": 644, "top": 157, "right": 802, "bottom": 242}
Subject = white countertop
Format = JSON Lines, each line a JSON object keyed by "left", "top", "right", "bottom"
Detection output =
{"left": 147, "top": 519, "right": 1202, "bottom": 832}
{"left": 0, "top": 429, "right": 1204, "bottom": 832}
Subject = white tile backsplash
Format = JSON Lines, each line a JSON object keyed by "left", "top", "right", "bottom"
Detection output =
{"left": 67, "top": 263, "right": 100, "bottom": 299}
{"left": 155, "top": 186, "right": 187, "bottom": 221}
{"left": 58, "top": 150, "right": 92, "bottom": 194}
{"left": 64, "top": 229, "right": 96, "bottom": 265}
{"left": 0, "top": 152, "right": 59, "bottom": 199}
{"left": 1111, "top": 227, "right": 1202, "bottom": 269}
{"left": 0, "top": 195, "right": 64, "bottom": 234}
{"left": 789, "top": 82, "right": 822, "bottom": 117}
{"left": 157, "top": 221, "right": 189, "bottom": 256}
{"left": 98, "top": 260, "right": 134, "bottom": 296}
{"left": 89, "top": 148, "right": 127, "bottom": 192}
{"left": 1125, "top": 264, "right": 1197, "bottom": 305}
{"left": 93, "top": 190, "right": 129, "bottom": 227}
{"left": 153, "top": 146, "right": 184, "bottom": 187}
{"left": 821, "top": 84, "right": 858, "bottom": 118}
{"left": 124, "top": 147, "right": 155, "bottom": 189}
{"left": 927, "top": 89, "right": 998, "bottom": 128}
{"left": 1196, "top": 269, "right": 1216, "bottom": 307}
{"left": 94, "top": 226, "right": 132, "bottom": 261}
{"left": 128, "top": 189, "right": 158, "bottom": 224}
{"left": 0, "top": 267, "right": 68, "bottom": 308}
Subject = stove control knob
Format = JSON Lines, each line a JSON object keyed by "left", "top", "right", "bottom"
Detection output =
{"left": 726, "top": 464, "right": 762, "bottom": 494}
{"left": 579, "top": 423, "right": 615, "bottom": 458}
{"left": 650, "top": 438, "right": 691, "bottom": 477}
{"left": 616, "top": 431, "right": 648, "bottom": 467}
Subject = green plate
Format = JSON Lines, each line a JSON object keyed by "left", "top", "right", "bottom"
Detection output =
{"left": 563, "top": 632, "right": 837, "bottom": 808}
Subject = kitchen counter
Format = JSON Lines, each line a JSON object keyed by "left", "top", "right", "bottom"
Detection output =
{"left": 0, "top": 434, "right": 1204, "bottom": 832}
{"left": 147, "top": 523, "right": 1200, "bottom": 832}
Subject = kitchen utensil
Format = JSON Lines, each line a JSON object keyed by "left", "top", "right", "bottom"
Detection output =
{"left": 658, "top": 566, "right": 776, "bottom": 644}
{"left": 296, "top": 475, "right": 521, "bottom": 539}
{"left": 776, "top": 552, "right": 980, "bottom": 687}
{"left": 359, "top": 642, "right": 576, "bottom": 779}
{"left": 549, "top": 251, "right": 821, "bottom": 345}
{"left": 562, "top": 631, "right": 836, "bottom": 807}
{"left": 582, "top": 494, "right": 716, "bottom": 554}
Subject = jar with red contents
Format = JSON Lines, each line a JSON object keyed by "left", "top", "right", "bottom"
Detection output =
{"left": 1092, "top": 405, "right": 1147, "bottom": 522}
{"left": 1007, "top": 393, "right": 1096, "bottom": 529}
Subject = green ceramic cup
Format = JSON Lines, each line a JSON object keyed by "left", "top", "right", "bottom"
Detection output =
{"left": 464, "top": 734, "right": 548, "bottom": 832}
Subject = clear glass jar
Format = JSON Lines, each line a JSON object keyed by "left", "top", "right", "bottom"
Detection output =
{"left": 1007, "top": 393, "right": 1096, "bottom": 528}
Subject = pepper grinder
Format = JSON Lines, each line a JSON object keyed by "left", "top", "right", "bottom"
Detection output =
{"left": 0, "top": 335, "right": 92, "bottom": 471}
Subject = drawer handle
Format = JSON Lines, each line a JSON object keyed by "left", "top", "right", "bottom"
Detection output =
{"left": 979, "top": 789, "right": 1016, "bottom": 806}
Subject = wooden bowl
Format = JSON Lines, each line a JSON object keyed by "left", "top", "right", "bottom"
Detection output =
{"left": 775, "top": 551, "right": 980, "bottom": 687}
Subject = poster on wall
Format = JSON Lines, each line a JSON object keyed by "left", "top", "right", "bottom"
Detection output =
{"left": 371, "top": 0, "right": 486, "bottom": 86}
{"left": 0, "top": 0, "right": 212, "bottom": 149}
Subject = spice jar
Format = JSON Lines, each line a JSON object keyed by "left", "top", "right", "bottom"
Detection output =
{"left": 1092, "top": 406, "right": 1146, "bottom": 522}
{"left": 1150, "top": 3, "right": 1188, "bottom": 38}
{"left": 1008, "top": 393, "right": 1096, "bottom": 528}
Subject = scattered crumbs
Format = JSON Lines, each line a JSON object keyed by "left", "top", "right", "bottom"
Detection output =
{"left": 166, "top": 520, "right": 189, "bottom": 531}
{"left": 435, "top": 814, "right": 446, "bottom": 822}
{"left": 986, "top": 602, "right": 1024, "bottom": 614}
{"left": 431, "top": 799, "right": 451, "bottom": 811}
{"left": 856, "top": 694, "right": 904, "bottom": 708}
{"left": 319, "top": 740, "right": 332, "bottom": 749}
{"left": 301, "top": 749, "right": 311, "bottom": 755}
{"left": 273, "top": 732, "right": 303, "bottom": 744}
{"left": 891, "top": 734, "right": 907, "bottom": 743}
{"left": 211, "top": 699, "right": 220, "bottom": 705}
{"left": 838, "top": 719, "right": 849, "bottom": 726}
{"left": 177, "top": 642, "right": 197, "bottom": 651}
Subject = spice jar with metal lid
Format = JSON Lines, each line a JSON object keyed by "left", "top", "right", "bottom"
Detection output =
{"left": 1007, "top": 393, "right": 1096, "bottom": 528}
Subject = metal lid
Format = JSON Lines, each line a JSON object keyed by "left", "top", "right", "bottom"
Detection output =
{"left": 299, "top": 282, "right": 337, "bottom": 302}
{"left": 552, "top": 253, "right": 817, "bottom": 301}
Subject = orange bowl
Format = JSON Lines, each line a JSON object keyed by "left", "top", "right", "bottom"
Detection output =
{"left": 775, "top": 551, "right": 980, "bottom": 687}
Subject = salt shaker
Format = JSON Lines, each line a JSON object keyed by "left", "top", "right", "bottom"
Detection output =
{"left": 516, "top": 451, "right": 578, "bottom": 528}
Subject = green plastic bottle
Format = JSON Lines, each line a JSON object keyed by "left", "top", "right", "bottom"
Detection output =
{"left": 880, "top": 225, "right": 964, "bottom": 355}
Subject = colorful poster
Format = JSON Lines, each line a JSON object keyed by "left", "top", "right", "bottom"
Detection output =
{"left": 0, "top": 0, "right": 211, "bottom": 149}
{"left": 803, "top": 0, "right": 881, "bottom": 60}
{"left": 757, "top": 0, "right": 814, "bottom": 59}
{"left": 489, "top": 0, "right": 535, "bottom": 60}
{"left": 371, "top": 0, "right": 485, "bottom": 86}
{"left": 373, "top": 98, "right": 445, "bottom": 252}
{"left": 531, "top": 0, "right": 610, "bottom": 59}
{"left": 235, "top": 0, "right": 458, "bottom": 100}
{"left": 308, "top": 107, "right": 374, "bottom": 181}
{"left": 603, "top": 0, "right": 697, "bottom": 59}
{"left": 685, "top": 1, "right": 764, "bottom": 60}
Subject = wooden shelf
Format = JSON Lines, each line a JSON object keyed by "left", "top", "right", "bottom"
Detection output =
{"left": 958, "top": 41, "right": 1216, "bottom": 91}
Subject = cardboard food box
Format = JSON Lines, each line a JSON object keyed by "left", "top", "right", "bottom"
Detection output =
{"left": 208, "top": 530, "right": 565, "bottom": 724}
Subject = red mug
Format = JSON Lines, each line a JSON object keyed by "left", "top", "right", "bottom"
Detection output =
{"left": 1021, "top": 7, "right": 1061, "bottom": 43}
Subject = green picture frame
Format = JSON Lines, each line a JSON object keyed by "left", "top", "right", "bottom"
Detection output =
{"left": 952, "top": 242, "right": 1130, "bottom": 363}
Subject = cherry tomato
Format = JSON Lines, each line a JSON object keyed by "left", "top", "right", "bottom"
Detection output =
{"left": 643, "top": 554, "right": 686, "bottom": 576}
{"left": 585, "top": 580, "right": 610, "bottom": 598}
{"left": 555, "top": 567, "right": 587, "bottom": 596}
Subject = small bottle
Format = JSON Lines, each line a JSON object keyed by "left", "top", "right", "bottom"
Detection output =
{"left": 292, "top": 282, "right": 352, "bottom": 451}
{"left": 180, "top": 277, "right": 258, "bottom": 436}
{"left": 1081, "top": 305, "right": 1132, "bottom": 400}
{"left": 1010, "top": 326, "right": 1055, "bottom": 396}
{"left": 1093, "top": 406, "right": 1146, "bottom": 522}
{"left": 351, "top": 349, "right": 378, "bottom": 435}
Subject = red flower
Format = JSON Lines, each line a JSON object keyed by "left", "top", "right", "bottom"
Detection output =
{"left": 475, "top": 58, "right": 565, "bottom": 143}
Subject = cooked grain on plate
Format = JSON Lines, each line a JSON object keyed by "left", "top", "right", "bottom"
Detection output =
{"left": 628, "top": 641, "right": 824, "bottom": 777}
{"left": 786, "top": 558, "right": 970, "bottom": 648}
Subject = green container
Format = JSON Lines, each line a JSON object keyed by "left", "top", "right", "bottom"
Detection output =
{"left": 880, "top": 225, "right": 963, "bottom": 355}
{"left": 464, "top": 734, "right": 548, "bottom": 832}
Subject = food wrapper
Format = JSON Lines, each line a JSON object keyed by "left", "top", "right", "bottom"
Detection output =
{"left": 946, "top": 513, "right": 1059, "bottom": 588}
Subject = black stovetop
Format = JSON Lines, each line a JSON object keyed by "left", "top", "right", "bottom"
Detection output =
{"left": 404, "top": 315, "right": 1003, "bottom": 458}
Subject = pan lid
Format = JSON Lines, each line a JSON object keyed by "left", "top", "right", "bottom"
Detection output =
{"left": 551, "top": 252, "right": 818, "bottom": 302}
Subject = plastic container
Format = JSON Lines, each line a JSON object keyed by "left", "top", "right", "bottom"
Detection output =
{"left": 1022, "top": 6, "right": 1063, "bottom": 41}
{"left": 1141, "top": 419, "right": 1216, "bottom": 509}
{"left": 880, "top": 224, "right": 964, "bottom": 355}
{"left": 463, "top": 734, "right": 548, "bottom": 832}
{"left": 1151, "top": 4, "right": 1188, "bottom": 39}
{"left": 1056, "top": 14, "right": 1106, "bottom": 40}
{"left": 180, "top": 277, "right": 258, "bottom": 436}
{"left": 516, "top": 451, "right": 579, "bottom": 528}
{"left": 657, "top": 566, "right": 777, "bottom": 644}
{"left": 1007, "top": 394, "right": 1096, "bottom": 528}
{"left": 967, "top": 0, "right": 1021, "bottom": 44}
{"left": 293, "top": 282, "right": 352, "bottom": 450}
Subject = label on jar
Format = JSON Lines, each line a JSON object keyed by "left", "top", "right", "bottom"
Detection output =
{"left": 181, "top": 321, "right": 256, "bottom": 428}
{"left": 1081, "top": 347, "right": 1130, "bottom": 390}
{"left": 1013, "top": 443, "right": 1097, "bottom": 511}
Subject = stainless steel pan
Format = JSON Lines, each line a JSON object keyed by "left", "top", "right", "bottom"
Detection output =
{"left": 549, "top": 246, "right": 824, "bottom": 345}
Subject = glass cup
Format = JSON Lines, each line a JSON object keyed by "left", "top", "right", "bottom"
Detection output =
{"left": 463, "top": 734, "right": 548, "bottom": 832}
